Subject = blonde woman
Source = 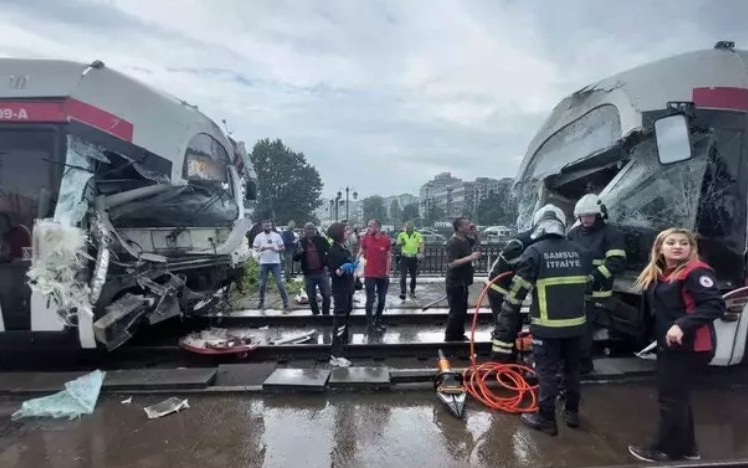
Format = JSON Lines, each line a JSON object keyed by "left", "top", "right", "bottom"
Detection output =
{"left": 628, "top": 228, "right": 724, "bottom": 463}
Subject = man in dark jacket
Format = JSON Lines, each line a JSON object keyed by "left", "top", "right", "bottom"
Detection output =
{"left": 281, "top": 221, "right": 298, "bottom": 282}
{"left": 294, "top": 222, "right": 331, "bottom": 315}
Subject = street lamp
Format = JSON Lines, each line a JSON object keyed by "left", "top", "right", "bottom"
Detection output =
{"left": 341, "top": 186, "right": 358, "bottom": 222}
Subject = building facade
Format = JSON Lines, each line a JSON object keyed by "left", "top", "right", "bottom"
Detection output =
{"left": 419, "top": 174, "right": 513, "bottom": 221}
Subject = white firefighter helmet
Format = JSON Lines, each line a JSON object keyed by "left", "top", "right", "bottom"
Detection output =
{"left": 531, "top": 204, "right": 567, "bottom": 240}
{"left": 574, "top": 194, "right": 603, "bottom": 218}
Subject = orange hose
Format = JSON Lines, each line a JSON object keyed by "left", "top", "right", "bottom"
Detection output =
{"left": 462, "top": 271, "right": 539, "bottom": 413}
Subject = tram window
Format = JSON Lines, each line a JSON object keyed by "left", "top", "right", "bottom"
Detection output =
{"left": 0, "top": 128, "right": 56, "bottom": 260}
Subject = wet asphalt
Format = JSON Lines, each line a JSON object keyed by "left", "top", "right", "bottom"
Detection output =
{"left": 1, "top": 384, "right": 747, "bottom": 468}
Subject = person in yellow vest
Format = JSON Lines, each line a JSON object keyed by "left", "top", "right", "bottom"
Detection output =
{"left": 396, "top": 221, "right": 425, "bottom": 300}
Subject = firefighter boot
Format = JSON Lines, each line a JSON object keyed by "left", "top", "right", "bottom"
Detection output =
{"left": 520, "top": 412, "right": 558, "bottom": 436}
{"left": 564, "top": 410, "right": 580, "bottom": 428}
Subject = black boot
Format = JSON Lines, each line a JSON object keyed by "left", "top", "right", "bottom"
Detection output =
{"left": 564, "top": 410, "right": 580, "bottom": 428}
{"left": 520, "top": 412, "right": 558, "bottom": 436}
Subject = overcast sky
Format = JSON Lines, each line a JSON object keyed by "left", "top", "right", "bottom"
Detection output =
{"left": 2, "top": 0, "right": 747, "bottom": 199}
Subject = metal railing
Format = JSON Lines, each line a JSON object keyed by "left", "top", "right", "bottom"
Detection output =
{"left": 288, "top": 242, "right": 506, "bottom": 276}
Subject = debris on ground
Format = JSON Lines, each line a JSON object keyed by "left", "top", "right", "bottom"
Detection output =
{"left": 144, "top": 397, "right": 189, "bottom": 419}
{"left": 121, "top": 397, "right": 133, "bottom": 405}
{"left": 179, "top": 327, "right": 257, "bottom": 355}
{"left": 270, "top": 330, "right": 318, "bottom": 345}
{"left": 12, "top": 370, "right": 106, "bottom": 420}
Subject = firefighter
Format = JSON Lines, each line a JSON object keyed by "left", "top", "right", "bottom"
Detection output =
{"left": 567, "top": 193, "right": 627, "bottom": 374}
{"left": 487, "top": 229, "right": 535, "bottom": 362}
{"left": 498, "top": 204, "right": 592, "bottom": 435}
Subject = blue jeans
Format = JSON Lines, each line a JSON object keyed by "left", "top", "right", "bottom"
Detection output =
{"left": 304, "top": 271, "right": 331, "bottom": 315}
{"left": 258, "top": 263, "right": 289, "bottom": 308}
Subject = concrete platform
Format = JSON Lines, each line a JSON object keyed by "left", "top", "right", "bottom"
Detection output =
{"left": 262, "top": 368, "right": 331, "bottom": 392}
{"left": 328, "top": 366, "right": 391, "bottom": 390}
{"left": 102, "top": 368, "right": 217, "bottom": 390}
{"left": 0, "top": 371, "right": 86, "bottom": 393}
{"left": 214, "top": 363, "right": 278, "bottom": 387}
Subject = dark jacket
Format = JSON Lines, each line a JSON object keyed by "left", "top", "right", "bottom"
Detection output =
{"left": 567, "top": 220, "right": 626, "bottom": 300}
{"left": 293, "top": 235, "right": 330, "bottom": 275}
{"left": 328, "top": 241, "right": 355, "bottom": 289}
{"left": 501, "top": 235, "right": 593, "bottom": 339}
{"left": 281, "top": 229, "right": 297, "bottom": 247}
{"left": 488, "top": 229, "right": 535, "bottom": 357}
{"left": 644, "top": 259, "right": 724, "bottom": 354}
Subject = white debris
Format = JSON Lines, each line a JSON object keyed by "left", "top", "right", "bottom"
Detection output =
{"left": 144, "top": 397, "right": 189, "bottom": 419}
{"left": 180, "top": 327, "right": 254, "bottom": 350}
{"left": 121, "top": 397, "right": 133, "bottom": 405}
{"left": 12, "top": 370, "right": 106, "bottom": 420}
{"left": 27, "top": 219, "right": 93, "bottom": 325}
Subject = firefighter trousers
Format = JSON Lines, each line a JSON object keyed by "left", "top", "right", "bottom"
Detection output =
{"left": 533, "top": 336, "right": 582, "bottom": 418}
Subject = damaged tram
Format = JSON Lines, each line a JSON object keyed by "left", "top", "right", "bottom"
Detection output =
{"left": 0, "top": 59, "right": 257, "bottom": 351}
{"left": 515, "top": 41, "right": 748, "bottom": 366}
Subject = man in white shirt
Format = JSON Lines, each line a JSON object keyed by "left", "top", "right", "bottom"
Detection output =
{"left": 252, "top": 219, "right": 291, "bottom": 311}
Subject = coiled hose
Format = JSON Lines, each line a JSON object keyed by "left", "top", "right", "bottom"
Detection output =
{"left": 462, "top": 272, "right": 539, "bottom": 413}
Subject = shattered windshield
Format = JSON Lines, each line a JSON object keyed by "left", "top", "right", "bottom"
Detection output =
{"left": 601, "top": 138, "right": 707, "bottom": 229}
{"left": 516, "top": 105, "right": 622, "bottom": 230}
{"left": 526, "top": 105, "right": 621, "bottom": 179}
{"left": 601, "top": 129, "right": 742, "bottom": 238}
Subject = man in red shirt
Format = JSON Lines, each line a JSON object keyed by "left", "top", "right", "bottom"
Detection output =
{"left": 358, "top": 219, "right": 391, "bottom": 332}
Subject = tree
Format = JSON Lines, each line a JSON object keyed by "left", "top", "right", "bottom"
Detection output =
{"left": 250, "top": 138, "right": 323, "bottom": 225}
{"left": 476, "top": 189, "right": 518, "bottom": 226}
{"left": 422, "top": 202, "right": 445, "bottom": 227}
{"left": 389, "top": 200, "right": 402, "bottom": 225}
{"left": 362, "top": 196, "right": 388, "bottom": 224}
{"left": 401, "top": 203, "right": 420, "bottom": 224}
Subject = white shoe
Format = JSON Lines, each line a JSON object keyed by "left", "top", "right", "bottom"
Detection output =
{"left": 330, "top": 356, "right": 352, "bottom": 367}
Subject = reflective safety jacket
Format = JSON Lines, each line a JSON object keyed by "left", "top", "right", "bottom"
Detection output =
{"left": 567, "top": 220, "right": 626, "bottom": 301}
{"left": 396, "top": 230, "right": 423, "bottom": 256}
{"left": 499, "top": 235, "right": 593, "bottom": 339}
{"left": 487, "top": 230, "right": 535, "bottom": 357}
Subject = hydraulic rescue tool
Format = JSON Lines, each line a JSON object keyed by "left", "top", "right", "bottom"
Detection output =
{"left": 434, "top": 349, "right": 467, "bottom": 418}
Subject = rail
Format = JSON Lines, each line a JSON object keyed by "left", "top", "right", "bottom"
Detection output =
{"left": 288, "top": 242, "right": 507, "bottom": 276}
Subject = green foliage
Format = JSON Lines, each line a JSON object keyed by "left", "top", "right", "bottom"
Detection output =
{"left": 250, "top": 138, "right": 323, "bottom": 225}
{"left": 389, "top": 200, "right": 402, "bottom": 225}
{"left": 476, "top": 188, "right": 518, "bottom": 226}
{"left": 241, "top": 256, "right": 296, "bottom": 294}
{"left": 401, "top": 202, "right": 420, "bottom": 224}
{"left": 362, "top": 195, "right": 388, "bottom": 224}
{"left": 422, "top": 203, "right": 445, "bottom": 227}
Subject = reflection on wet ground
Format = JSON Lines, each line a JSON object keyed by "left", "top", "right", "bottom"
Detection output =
{"left": 245, "top": 324, "right": 492, "bottom": 346}
{"left": 233, "top": 279, "right": 492, "bottom": 312}
{"left": 1, "top": 384, "right": 746, "bottom": 468}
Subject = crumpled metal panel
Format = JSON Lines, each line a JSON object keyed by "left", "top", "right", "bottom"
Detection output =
{"left": 53, "top": 135, "right": 96, "bottom": 226}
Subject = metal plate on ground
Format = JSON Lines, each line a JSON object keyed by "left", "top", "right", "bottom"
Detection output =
{"left": 262, "top": 368, "right": 330, "bottom": 392}
{"left": 215, "top": 363, "right": 278, "bottom": 386}
{"left": 328, "top": 366, "right": 391, "bottom": 389}
{"left": 102, "top": 368, "right": 217, "bottom": 390}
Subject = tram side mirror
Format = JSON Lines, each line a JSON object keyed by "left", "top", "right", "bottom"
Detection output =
{"left": 245, "top": 180, "right": 257, "bottom": 201}
{"left": 654, "top": 114, "right": 693, "bottom": 165}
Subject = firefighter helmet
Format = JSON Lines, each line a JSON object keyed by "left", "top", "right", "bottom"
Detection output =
{"left": 531, "top": 204, "right": 567, "bottom": 239}
{"left": 574, "top": 194, "right": 604, "bottom": 218}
